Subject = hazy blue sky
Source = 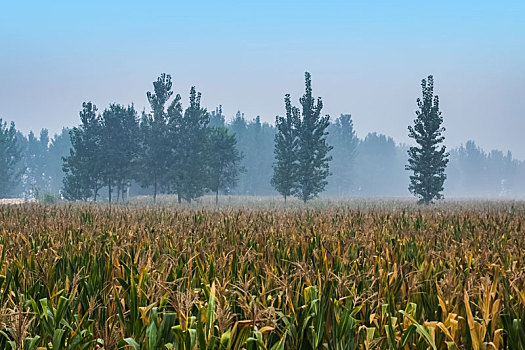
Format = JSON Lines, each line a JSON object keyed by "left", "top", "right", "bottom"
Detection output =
{"left": 1, "top": 1, "right": 524, "bottom": 156}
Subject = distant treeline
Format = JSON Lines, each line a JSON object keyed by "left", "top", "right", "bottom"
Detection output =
{"left": 0, "top": 74, "right": 523, "bottom": 201}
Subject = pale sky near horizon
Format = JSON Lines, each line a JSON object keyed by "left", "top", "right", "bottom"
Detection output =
{"left": 1, "top": 1, "right": 524, "bottom": 157}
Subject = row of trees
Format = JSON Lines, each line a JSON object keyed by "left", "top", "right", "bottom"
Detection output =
{"left": 1, "top": 73, "right": 524, "bottom": 202}
{"left": 62, "top": 74, "right": 243, "bottom": 203}
{"left": 270, "top": 73, "right": 448, "bottom": 204}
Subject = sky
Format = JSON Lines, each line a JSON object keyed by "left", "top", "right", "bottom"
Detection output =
{"left": 1, "top": 1, "right": 524, "bottom": 157}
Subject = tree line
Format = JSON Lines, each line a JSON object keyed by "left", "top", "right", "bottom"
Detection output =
{"left": 270, "top": 72, "right": 448, "bottom": 204}
{"left": 1, "top": 73, "right": 525, "bottom": 202}
{"left": 62, "top": 74, "right": 243, "bottom": 204}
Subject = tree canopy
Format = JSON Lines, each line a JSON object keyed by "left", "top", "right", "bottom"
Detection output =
{"left": 406, "top": 75, "right": 449, "bottom": 204}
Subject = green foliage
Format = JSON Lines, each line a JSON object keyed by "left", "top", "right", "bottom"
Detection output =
{"left": 271, "top": 94, "right": 299, "bottom": 201}
{"left": 24, "top": 129, "right": 51, "bottom": 197}
{"left": 229, "top": 113, "right": 276, "bottom": 196}
{"left": 62, "top": 102, "right": 105, "bottom": 201}
{"left": 294, "top": 72, "right": 333, "bottom": 202}
{"left": 174, "top": 87, "right": 210, "bottom": 203}
{"left": 272, "top": 73, "right": 333, "bottom": 203}
{"left": 207, "top": 127, "right": 244, "bottom": 204}
{"left": 406, "top": 75, "right": 449, "bottom": 204}
{"left": 326, "top": 114, "right": 358, "bottom": 196}
{"left": 136, "top": 73, "right": 182, "bottom": 202}
{"left": 59, "top": 74, "right": 246, "bottom": 204}
{"left": 100, "top": 103, "right": 140, "bottom": 202}
{"left": 209, "top": 106, "right": 226, "bottom": 128}
{"left": 0, "top": 119, "right": 21, "bottom": 198}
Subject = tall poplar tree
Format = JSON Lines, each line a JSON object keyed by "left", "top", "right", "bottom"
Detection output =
{"left": 406, "top": 75, "right": 449, "bottom": 204}
{"left": 0, "top": 118, "right": 21, "bottom": 198}
{"left": 137, "top": 73, "right": 182, "bottom": 202}
{"left": 271, "top": 94, "right": 299, "bottom": 202}
{"left": 48, "top": 128, "right": 71, "bottom": 196}
{"left": 62, "top": 102, "right": 104, "bottom": 201}
{"left": 206, "top": 127, "right": 243, "bottom": 204}
{"left": 100, "top": 104, "right": 140, "bottom": 202}
{"left": 294, "top": 72, "right": 332, "bottom": 203}
{"left": 25, "top": 129, "right": 51, "bottom": 197}
{"left": 327, "top": 114, "right": 358, "bottom": 196}
{"left": 175, "top": 87, "right": 209, "bottom": 202}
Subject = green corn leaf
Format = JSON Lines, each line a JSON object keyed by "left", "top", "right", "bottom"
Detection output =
{"left": 399, "top": 310, "right": 437, "bottom": 350}
{"left": 120, "top": 337, "right": 141, "bottom": 350}
{"left": 147, "top": 319, "right": 158, "bottom": 350}
{"left": 400, "top": 324, "right": 417, "bottom": 347}
{"left": 52, "top": 329, "right": 67, "bottom": 350}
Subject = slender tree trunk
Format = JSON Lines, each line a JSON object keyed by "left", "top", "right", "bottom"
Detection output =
{"left": 177, "top": 191, "right": 182, "bottom": 204}
{"left": 215, "top": 190, "right": 219, "bottom": 205}
{"left": 153, "top": 174, "right": 157, "bottom": 203}
{"left": 284, "top": 195, "right": 287, "bottom": 204}
{"left": 108, "top": 179, "right": 112, "bottom": 204}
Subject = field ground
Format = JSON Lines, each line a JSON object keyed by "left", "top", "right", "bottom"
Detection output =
{"left": 0, "top": 198, "right": 35, "bottom": 205}
{"left": 0, "top": 199, "right": 524, "bottom": 348}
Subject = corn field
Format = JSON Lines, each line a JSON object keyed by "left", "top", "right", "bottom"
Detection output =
{"left": 0, "top": 202, "right": 525, "bottom": 349}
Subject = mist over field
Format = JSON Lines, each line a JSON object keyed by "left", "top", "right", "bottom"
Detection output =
{"left": 2, "top": 109, "right": 525, "bottom": 202}
{"left": 3, "top": 3, "right": 525, "bottom": 348}
{"left": 1, "top": 2, "right": 524, "bottom": 202}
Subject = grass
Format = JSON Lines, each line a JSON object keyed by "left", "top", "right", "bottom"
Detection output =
{"left": 0, "top": 200, "right": 524, "bottom": 349}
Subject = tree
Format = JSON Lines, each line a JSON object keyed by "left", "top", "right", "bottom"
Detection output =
{"left": 62, "top": 102, "right": 104, "bottom": 201}
{"left": 174, "top": 87, "right": 209, "bottom": 203}
{"left": 136, "top": 73, "right": 182, "bottom": 202}
{"left": 327, "top": 114, "right": 358, "bottom": 196}
{"left": 100, "top": 104, "right": 140, "bottom": 202}
{"left": 271, "top": 94, "right": 299, "bottom": 202}
{"left": 227, "top": 112, "right": 276, "bottom": 196}
{"left": 355, "top": 133, "right": 407, "bottom": 196}
{"left": 293, "top": 72, "right": 332, "bottom": 203}
{"left": 48, "top": 128, "right": 72, "bottom": 196}
{"left": 209, "top": 105, "right": 225, "bottom": 128}
{"left": 406, "top": 75, "right": 449, "bottom": 204}
{"left": 206, "top": 127, "right": 244, "bottom": 204}
{"left": 24, "top": 129, "right": 51, "bottom": 197}
{"left": 245, "top": 116, "right": 276, "bottom": 195}
{"left": 0, "top": 119, "right": 21, "bottom": 198}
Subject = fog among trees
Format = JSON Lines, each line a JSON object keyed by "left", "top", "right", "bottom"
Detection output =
{"left": 1, "top": 72, "right": 525, "bottom": 202}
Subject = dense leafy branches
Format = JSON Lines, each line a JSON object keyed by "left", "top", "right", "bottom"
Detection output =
{"left": 100, "top": 104, "right": 140, "bottom": 202}
{"left": 406, "top": 75, "right": 449, "bottom": 204}
{"left": 175, "top": 87, "right": 210, "bottom": 202}
{"left": 59, "top": 74, "right": 243, "bottom": 203}
{"left": 136, "top": 73, "right": 182, "bottom": 202}
{"left": 326, "top": 114, "right": 358, "bottom": 196}
{"left": 272, "top": 72, "right": 332, "bottom": 202}
{"left": 271, "top": 94, "right": 299, "bottom": 202}
{"left": 62, "top": 102, "right": 104, "bottom": 201}
{"left": 0, "top": 119, "right": 21, "bottom": 197}
{"left": 206, "top": 127, "right": 244, "bottom": 204}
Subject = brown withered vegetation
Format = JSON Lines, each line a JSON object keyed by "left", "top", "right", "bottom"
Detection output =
{"left": 0, "top": 201, "right": 524, "bottom": 349}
